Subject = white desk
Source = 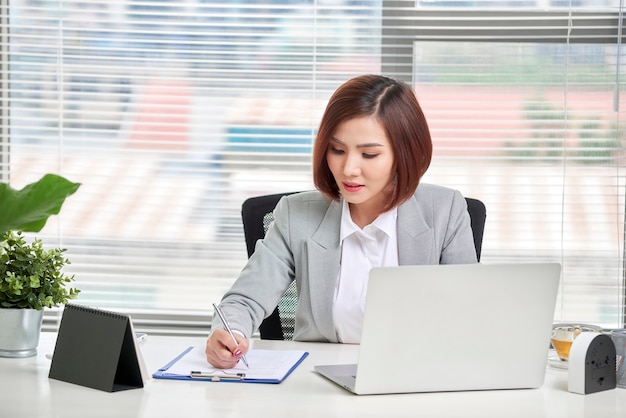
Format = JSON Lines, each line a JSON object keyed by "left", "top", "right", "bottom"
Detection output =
{"left": 1, "top": 332, "right": 625, "bottom": 418}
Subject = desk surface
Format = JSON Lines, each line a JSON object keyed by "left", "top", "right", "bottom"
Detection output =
{"left": 1, "top": 332, "right": 624, "bottom": 418}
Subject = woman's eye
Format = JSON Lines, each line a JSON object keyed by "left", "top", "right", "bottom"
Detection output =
{"left": 329, "top": 147, "right": 344, "bottom": 154}
{"left": 363, "top": 153, "right": 378, "bottom": 159}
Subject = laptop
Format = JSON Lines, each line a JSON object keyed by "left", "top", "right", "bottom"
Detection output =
{"left": 315, "top": 263, "right": 561, "bottom": 395}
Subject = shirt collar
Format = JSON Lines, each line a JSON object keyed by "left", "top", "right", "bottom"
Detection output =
{"left": 339, "top": 198, "right": 398, "bottom": 241}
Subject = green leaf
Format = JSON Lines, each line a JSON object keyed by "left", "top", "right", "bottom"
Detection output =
{"left": 0, "top": 174, "right": 81, "bottom": 236}
{"left": 0, "top": 231, "right": 80, "bottom": 309}
{"left": 30, "top": 276, "right": 41, "bottom": 288}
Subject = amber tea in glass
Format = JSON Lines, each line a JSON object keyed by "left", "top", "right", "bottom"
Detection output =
{"left": 551, "top": 326, "right": 582, "bottom": 361}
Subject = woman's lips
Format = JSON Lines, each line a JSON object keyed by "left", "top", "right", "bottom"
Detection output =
{"left": 342, "top": 182, "right": 363, "bottom": 193}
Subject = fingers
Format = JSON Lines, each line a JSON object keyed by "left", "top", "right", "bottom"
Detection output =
{"left": 205, "top": 329, "right": 249, "bottom": 369}
{"left": 206, "top": 332, "right": 237, "bottom": 368}
{"left": 232, "top": 333, "right": 249, "bottom": 356}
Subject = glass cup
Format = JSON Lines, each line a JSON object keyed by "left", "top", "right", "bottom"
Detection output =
{"left": 611, "top": 329, "right": 626, "bottom": 389}
{"left": 550, "top": 324, "right": 602, "bottom": 361}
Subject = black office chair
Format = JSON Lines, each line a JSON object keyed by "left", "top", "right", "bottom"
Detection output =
{"left": 241, "top": 192, "right": 486, "bottom": 340}
{"left": 465, "top": 197, "right": 486, "bottom": 262}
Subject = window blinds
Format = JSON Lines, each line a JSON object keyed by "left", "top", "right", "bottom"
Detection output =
{"left": 2, "top": 0, "right": 382, "bottom": 335}
{"left": 1, "top": 0, "right": 624, "bottom": 334}
{"left": 399, "top": 3, "right": 626, "bottom": 327}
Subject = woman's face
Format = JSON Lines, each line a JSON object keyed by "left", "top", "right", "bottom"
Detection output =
{"left": 326, "top": 116, "right": 395, "bottom": 221}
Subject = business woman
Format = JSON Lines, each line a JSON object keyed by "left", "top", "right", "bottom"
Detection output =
{"left": 205, "top": 74, "right": 477, "bottom": 368}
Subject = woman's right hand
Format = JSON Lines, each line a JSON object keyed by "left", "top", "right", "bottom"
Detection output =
{"left": 205, "top": 328, "right": 250, "bottom": 369}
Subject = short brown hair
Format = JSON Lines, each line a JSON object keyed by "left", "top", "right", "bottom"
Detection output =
{"left": 312, "top": 74, "right": 433, "bottom": 210}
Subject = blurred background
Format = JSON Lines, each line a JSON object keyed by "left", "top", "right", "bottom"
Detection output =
{"left": 1, "top": 0, "right": 624, "bottom": 334}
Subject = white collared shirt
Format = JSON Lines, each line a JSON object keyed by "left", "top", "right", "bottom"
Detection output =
{"left": 333, "top": 199, "right": 398, "bottom": 343}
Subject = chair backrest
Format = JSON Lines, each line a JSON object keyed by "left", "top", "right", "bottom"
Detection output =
{"left": 241, "top": 192, "right": 487, "bottom": 340}
{"left": 465, "top": 197, "right": 486, "bottom": 262}
{"left": 241, "top": 192, "right": 300, "bottom": 340}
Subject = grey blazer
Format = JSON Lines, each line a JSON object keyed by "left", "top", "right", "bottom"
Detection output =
{"left": 215, "top": 183, "right": 477, "bottom": 342}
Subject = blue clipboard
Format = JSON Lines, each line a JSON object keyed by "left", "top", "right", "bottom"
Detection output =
{"left": 153, "top": 346, "right": 309, "bottom": 384}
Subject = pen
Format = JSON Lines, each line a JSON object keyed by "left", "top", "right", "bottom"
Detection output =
{"left": 212, "top": 303, "right": 249, "bottom": 368}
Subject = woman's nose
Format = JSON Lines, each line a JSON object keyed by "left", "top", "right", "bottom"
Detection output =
{"left": 343, "top": 154, "right": 361, "bottom": 176}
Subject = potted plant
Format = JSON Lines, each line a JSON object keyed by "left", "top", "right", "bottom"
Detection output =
{"left": 0, "top": 173, "right": 81, "bottom": 358}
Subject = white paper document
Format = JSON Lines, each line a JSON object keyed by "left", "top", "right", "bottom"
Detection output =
{"left": 157, "top": 346, "right": 308, "bottom": 382}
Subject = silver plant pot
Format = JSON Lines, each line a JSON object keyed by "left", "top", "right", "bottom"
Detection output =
{"left": 0, "top": 308, "right": 44, "bottom": 358}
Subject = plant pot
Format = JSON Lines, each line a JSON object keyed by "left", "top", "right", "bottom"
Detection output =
{"left": 0, "top": 308, "right": 44, "bottom": 358}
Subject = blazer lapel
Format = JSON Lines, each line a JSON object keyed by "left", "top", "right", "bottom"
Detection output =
{"left": 306, "top": 199, "right": 342, "bottom": 342}
{"left": 397, "top": 196, "right": 435, "bottom": 264}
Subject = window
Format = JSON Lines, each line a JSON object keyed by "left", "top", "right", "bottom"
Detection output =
{"left": 382, "top": 1, "right": 625, "bottom": 327}
{"left": 1, "top": 0, "right": 624, "bottom": 334}
{"left": 3, "top": 0, "right": 382, "bottom": 334}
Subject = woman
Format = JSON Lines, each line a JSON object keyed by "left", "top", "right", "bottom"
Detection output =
{"left": 206, "top": 74, "right": 477, "bottom": 368}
